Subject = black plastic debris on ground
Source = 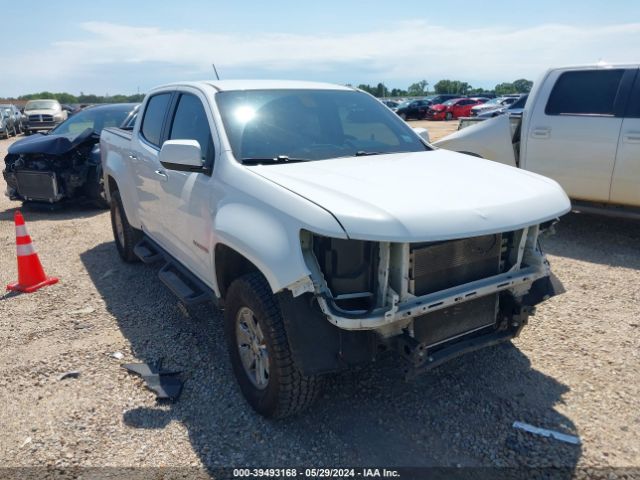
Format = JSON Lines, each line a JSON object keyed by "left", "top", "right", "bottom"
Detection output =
{"left": 122, "top": 360, "right": 183, "bottom": 401}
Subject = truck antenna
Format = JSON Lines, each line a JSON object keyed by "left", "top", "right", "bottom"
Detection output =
{"left": 212, "top": 63, "right": 220, "bottom": 81}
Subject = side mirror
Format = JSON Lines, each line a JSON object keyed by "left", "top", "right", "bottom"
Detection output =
{"left": 159, "top": 139, "right": 204, "bottom": 172}
{"left": 413, "top": 127, "right": 430, "bottom": 143}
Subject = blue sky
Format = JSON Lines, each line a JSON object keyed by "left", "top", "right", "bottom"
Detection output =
{"left": 2, "top": 0, "right": 640, "bottom": 97}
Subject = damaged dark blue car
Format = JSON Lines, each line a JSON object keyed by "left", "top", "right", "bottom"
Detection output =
{"left": 3, "top": 103, "right": 138, "bottom": 208}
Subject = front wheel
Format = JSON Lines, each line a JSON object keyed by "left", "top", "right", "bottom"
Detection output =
{"left": 445, "top": 112, "right": 453, "bottom": 121}
{"left": 224, "top": 273, "right": 323, "bottom": 418}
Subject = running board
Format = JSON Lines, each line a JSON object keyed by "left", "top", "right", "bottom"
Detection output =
{"left": 158, "top": 261, "right": 213, "bottom": 306}
{"left": 134, "top": 239, "right": 163, "bottom": 264}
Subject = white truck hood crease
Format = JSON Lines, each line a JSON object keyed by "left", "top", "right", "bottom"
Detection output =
{"left": 247, "top": 150, "right": 571, "bottom": 242}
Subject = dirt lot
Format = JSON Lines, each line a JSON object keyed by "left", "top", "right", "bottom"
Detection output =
{"left": 1, "top": 122, "right": 639, "bottom": 474}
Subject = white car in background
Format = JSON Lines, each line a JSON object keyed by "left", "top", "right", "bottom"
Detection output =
{"left": 470, "top": 96, "right": 521, "bottom": 116}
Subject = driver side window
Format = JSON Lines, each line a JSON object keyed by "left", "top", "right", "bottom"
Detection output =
{"left": 169, "top": 93, "right": 215, "bottom": 168}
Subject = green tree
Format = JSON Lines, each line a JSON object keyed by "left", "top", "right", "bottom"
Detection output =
{"left": 494, "top": 82, "right": 517, "bottom": 95}
{"left": 407, "top": 79, "right": 429, "bottom": 96}
{"left": 390, "top": 88, "right": 408, "bottom": 97}
{"left": 512, "top": 78, "right": 534, "bottom": 93}
{"left": 434, "top": 80, "right": 472, "bottom": 95}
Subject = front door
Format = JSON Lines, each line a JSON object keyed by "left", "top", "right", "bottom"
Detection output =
{"left": 157, "top": 90, "right": 217, "bottom": 283}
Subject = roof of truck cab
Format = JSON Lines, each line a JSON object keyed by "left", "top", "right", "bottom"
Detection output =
{"left": 151, "top": 80, "right": 355, "bottom": 92}
{"left": 547, "top": 62, "right": 639, "bottom": 71}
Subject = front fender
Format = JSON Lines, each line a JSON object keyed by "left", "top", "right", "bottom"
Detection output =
{"left": 213, "top": 202, "right": 312, "bottom": 294}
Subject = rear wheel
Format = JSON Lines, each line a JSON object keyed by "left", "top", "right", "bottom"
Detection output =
{"left": 224, "top": 273, "right": 323, "bottom": 418}
{"left": 110, "top": 190, "right": 142, "bottom": 262}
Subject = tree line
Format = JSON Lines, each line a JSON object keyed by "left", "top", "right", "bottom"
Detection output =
{"left": 12, "top": 78, "right": 533, "bottom": 104}
{"left": 355, "top": 78, "right": 533, "bottom": 97}
{"left": 15, "top": 91, "right": 146, "bottom": 104}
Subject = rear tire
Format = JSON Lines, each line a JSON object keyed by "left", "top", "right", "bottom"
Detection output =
{"left": 224, "top": 273, "right": 323, "bottom": 418}
{"left": 110, "top": 190, "right": 142, "bottom": 262}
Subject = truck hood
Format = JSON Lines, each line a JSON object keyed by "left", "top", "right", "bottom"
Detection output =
{"left": 8, "top": 128, "right": 94, "bottom": 156}
{"left": 24, "top": 109, "right": 59, "bottom": 115}
{"left": 248, "top": 150, "right": 571, "bottom": 242}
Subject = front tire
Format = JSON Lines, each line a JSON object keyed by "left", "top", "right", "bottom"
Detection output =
{"left": 224, "top": 273, "right": 323, "bottom": 418}
{"left": 445, "top": 112, "right": 453, "bottom": 121}
{"left": 110, "top": 190, "right": 142, "bottom": 262}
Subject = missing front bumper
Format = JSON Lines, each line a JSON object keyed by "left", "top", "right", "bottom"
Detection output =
{"left": 316, "top": 265, "right": 547, "bottom": 331}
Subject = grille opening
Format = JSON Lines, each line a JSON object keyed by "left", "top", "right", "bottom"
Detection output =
{"left": 313, "top": 236, "right": 377, "bottom": 312}
{"left": 409, "top": 234, "right": 502, "bottom": 297}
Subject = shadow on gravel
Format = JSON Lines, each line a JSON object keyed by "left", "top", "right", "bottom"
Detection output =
{"left": 544, "top": 212, "right": 640, "bottom": 270}
{"left": 81, "top": 241, "right": 582, "bottom": 471}
{"left": 0, "top": 203, "right": 105, "bottom": 223}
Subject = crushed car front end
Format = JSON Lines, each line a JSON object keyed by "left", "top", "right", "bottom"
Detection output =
{"left": 3, "top": 130, "right": 99, "bottom": 204}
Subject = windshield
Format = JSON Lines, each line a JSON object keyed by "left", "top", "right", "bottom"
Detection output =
{"left": 216, "top": 89, "right": 429, "bottom": 162}
{"left": 50, "top": 105, "right": 134, "bottom": 136}
{"left": 25, "top": 100, "right": 58, "bottom": 110}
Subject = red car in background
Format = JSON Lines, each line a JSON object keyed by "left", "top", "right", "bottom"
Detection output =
{"left": 427, "top": 97, "right": 489, "bottom": 120}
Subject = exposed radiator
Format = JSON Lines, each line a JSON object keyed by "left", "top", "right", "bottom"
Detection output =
{"left": 409, "top": 234, "right": 502, "bottom": 296}
{"left": 15, "top": 171, "right": 60, "bottom": 202}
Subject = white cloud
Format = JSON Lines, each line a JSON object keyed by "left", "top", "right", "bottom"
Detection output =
{"left": 3, "top": 20, "right": 640, "bottom": 95}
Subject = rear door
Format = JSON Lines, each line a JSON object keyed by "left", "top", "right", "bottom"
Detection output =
{"left": 131, "top": 91, "right": 174, "bottom": 246}
{"left": 610, "top": 69, "right": 640, "bottom": 206}
{"left": 522, "top": 68, "right": 632, "bottom": 202}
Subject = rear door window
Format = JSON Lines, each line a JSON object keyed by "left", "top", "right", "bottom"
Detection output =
{"left": 545, "top": 70, "right": 625, "bottom": 116}
{"left": 625, "top": 71, "right": 640, "bottom": 118}
{"left": 141, "top": 93, "right": 172, "bottom": 147}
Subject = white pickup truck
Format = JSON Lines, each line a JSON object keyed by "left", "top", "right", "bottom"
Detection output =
{"left": 101, "top": 80, "right": 570, "bottom": 417}
{"left": 435, "top": 64, "right": 640, "bottom": 218}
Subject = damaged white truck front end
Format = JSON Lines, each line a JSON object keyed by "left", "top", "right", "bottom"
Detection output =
{"left": 251, "top": 150, "right": 570, "bottom": 379}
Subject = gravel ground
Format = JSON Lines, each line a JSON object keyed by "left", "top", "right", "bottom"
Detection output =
{"left": 0, "top": 126, "right": 639, "bottom": 474}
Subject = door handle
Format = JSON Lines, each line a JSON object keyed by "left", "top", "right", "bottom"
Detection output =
{"left": 531, "top": 127, "right": 550, "bottom": 139}
{"left": 622, "top": 132, "right": 640, "bottom": 144}
{"left": 154, "top": 170, "right": 168, "bottom": 181}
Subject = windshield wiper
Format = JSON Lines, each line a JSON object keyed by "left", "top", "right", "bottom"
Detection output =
{"left": 241, "top": 155, "right": 310, "bottom": 165}
{"left": 354, "top": 151, "right": 384, "bottom": 157}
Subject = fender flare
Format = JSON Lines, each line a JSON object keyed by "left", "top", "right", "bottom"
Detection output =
{"left": 212, "top": 202, "right": 312, "bottom": 294}
{"left": 102, "top": 150, "right": 142, "bottom": 229}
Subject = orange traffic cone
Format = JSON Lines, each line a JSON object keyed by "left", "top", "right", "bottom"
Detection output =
{"left": 6, "top": 211, "right": 59, "bottom": 293}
